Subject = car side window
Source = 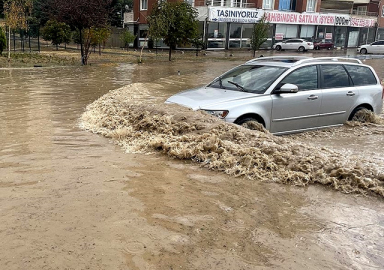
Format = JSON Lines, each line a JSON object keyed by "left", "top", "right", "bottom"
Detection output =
{"left": 279, "top": 65, "right": 318, "bottom": 91}
{"left": 344, "top": 65, "right": 377, "bottom": 86}
{"left": 320, "top": 65, "right": 350, "bottom": 88}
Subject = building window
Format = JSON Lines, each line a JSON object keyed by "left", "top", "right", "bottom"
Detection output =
{"left": 276, "top": 24, "right": 298, "bottom": 39}
{"left": 141, "top": 0, "right": 148, "bottom": 10}
{"left": 207, "top": 22, "right": 227, "bottom": 49}
{"left": 231, "top": 0, "right": 248, "bottom": 8}
{"left": 185, "top": 0, "right": 194, "bottom": 6}
{"left": 356, "top": 6, "right": 367, "bottom": 16}
{"left": 263, "top": 0, "right": 273, "bottom": 9}
{"left": 306, "top": 0, "right": 316, "bottom": 12}
{"left": 278, "top": 0, "right": 296, "bottom": 11}
{"left": 279, "top": 0, "right": 290, "bottom": 11}
{"left": 300, "top": 25, "right": 315, "bottom": 39}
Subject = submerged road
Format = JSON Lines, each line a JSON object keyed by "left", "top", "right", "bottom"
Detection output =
{"left": 0, "top": 51, "right": 383, "bottom": 269}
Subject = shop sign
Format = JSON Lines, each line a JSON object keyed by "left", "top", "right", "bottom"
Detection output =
{"left": 265, "top": 11, "right": 335, "bottom": 25}
{"left": 265, "top": 11, "right": 377, "bottom": 28}
{"left": 325, "top": 33, "right": 333, "bottom": 40}
{"left": 275, "top": 33, "right": 284, "bottom": 40}
{"left": 334, "top": 15, "right": 351, "bottom": 26}
{"left": 208, "top": 7, "right": 264, "bottom": 23}
{"left": 350, "top": 17, "right": 376, "bottom": 28}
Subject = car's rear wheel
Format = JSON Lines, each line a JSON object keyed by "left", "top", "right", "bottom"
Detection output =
{"left": 275, "top": 45, "right": 281, "bottom": 51}
{"left": 360, "top": 48, "right": 367, "bottom": 54}
{"left": 315, "top": 46, "right": 320, "bottom": 50}
{"left": 348, "top": 106, "right": 372, "bottom": 121}
{"left": 298, "top": 46, "right": 305, "bottom": 52}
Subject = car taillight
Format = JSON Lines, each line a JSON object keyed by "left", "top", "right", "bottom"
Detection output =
{"left": 307, "top": 43, "right": 311, "bottom": 45}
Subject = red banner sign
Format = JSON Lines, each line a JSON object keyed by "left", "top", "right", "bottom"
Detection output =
{"left": 265, "top": 11, "right": 376, "bottom": 28}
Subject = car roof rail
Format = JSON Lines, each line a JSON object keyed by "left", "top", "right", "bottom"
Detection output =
{"left": 246, "top": 56, "right": 311, "bottom": 64}
{"left": 292, "top": 57, "right": 363, "bottom": 66}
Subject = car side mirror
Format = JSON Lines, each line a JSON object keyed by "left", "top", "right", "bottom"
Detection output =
{"left": 276, "top": 83, "right": 299, "bottom": 94}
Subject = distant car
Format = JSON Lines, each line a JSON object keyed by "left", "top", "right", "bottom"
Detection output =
{"left": 357, "top": 40, "right": 384, "bottom": 54}
{"left": 165, "top": 56, "right": 383, "bottom": 135}
{"left": 314, "top": 40, "right": 334, "bottom": 50}
{"left": 273, "top": 39, "right": 314, "bottom": 52}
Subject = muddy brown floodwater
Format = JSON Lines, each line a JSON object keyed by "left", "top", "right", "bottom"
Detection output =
{"left": 1, "top": 51, "right": 384, "bottom": 270}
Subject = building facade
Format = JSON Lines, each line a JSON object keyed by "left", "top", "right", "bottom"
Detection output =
{"left": 377, "top": 0, "right": 384, "bottom": 39}
{"left": 127, "top": 0, "right": 381, "bottom": 49}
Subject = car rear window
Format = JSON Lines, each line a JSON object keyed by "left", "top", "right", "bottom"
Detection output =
{"left": 344, "top": 65, "right": 377, "bottom": 86}
{"left": 321, "top": 65, "right": 350, "bottom": 88}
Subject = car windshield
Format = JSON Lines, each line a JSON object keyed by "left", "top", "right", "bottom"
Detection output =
{"left": 208, "top": 65, "right": 288, "bottom": 94}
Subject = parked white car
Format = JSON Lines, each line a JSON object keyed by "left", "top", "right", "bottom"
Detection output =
{"left": 273, "top": 39, "right": 314, "bottom": 52}
{"left": 357, "top": 40, "right": 384, "bottom": 54}
{"left": 165, "top": 56, "right": 383, "bottom": 135}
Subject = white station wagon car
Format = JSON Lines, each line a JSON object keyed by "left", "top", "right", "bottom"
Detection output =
{"left": 272, "top": 39, "right": 314, "bottom": 52}
{"left": 165, "top": 56, "right": 383, "bottom": 135}
{"left": 357, "top": 40, "right": 384, "bottom": 54}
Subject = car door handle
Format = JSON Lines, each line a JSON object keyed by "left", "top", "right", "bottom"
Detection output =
{"left": 346, "top": 91, "right": 355, "bottom": 96}
{"left": 307, "top": 95, "right": 318, "bottom": 100}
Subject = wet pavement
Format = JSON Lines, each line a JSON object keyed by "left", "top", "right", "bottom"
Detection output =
{"left": 0, "top": 50, "right": 383, "bottom": 269}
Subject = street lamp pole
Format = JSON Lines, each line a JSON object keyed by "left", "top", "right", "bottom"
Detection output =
{"left": 205, "top": 0, "right": 211, "bottom": 49}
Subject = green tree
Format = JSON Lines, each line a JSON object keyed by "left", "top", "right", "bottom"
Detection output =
{"left": 0, "top": 0, "right": 4, "bottom": 18}
{"left": 148, "top": 1, "right": 199, "bottom": 61}
{"left": 42, "top": 20, "right": 71, "bottom": 50}
{"left": 0, "top": 27, "right": 6, "bottom": 54}
{"left": 191, "top": 36, "right": 204, "bottom": 56}
{"left": 250, "top": 16, "right": 269, "bottom": 58}
{"left": 31, "top": 0, "right": 52, "bottom": 26}
{"left": 120, "top": 29, "right": 135, "bottom": 51}
{"left": 4, "top": 0, "right": 33, "bottom": 59}
{"left": 90, "top": 27, "right": 111, "bottom": 55}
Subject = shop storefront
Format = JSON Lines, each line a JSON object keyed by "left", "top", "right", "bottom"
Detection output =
{"left": 206, "top": 7, "right": 265, "bottom": 49}
{"left": 136, "top": 7, "right": 378, "bottom": 50}
{"left": 377, "top": 28, "right": 384, "bottom": 40}
{"left": 334, "top": 27, "right": 348, "bottom": 48}
{"left": 204, "top": 8, "right": 377, "bottom": 50}
{"left": 348, "top": 27, "right": 360, "bottom": 47}
{"left": 264, "top": 11, "right": 377, "bottom": 48}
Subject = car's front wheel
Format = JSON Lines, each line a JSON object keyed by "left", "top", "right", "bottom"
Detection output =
{"left": 315, "top": 46, "right": 320, "bottom": 50}
{"left": 298, "top": 46, "right": 305, "bottom": 52}
{"left": 275, "top": 45, "right": 282, "bottom": 51}
{"left": 235, "top": 117, "right": 265, "bottom": 131}
{"left": 360, "top": 48, "right": 367, "bottom": 54}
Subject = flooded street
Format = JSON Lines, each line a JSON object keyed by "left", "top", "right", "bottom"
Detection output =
{"left": 0, "top": 52, "right": 383, "bottom": 269}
